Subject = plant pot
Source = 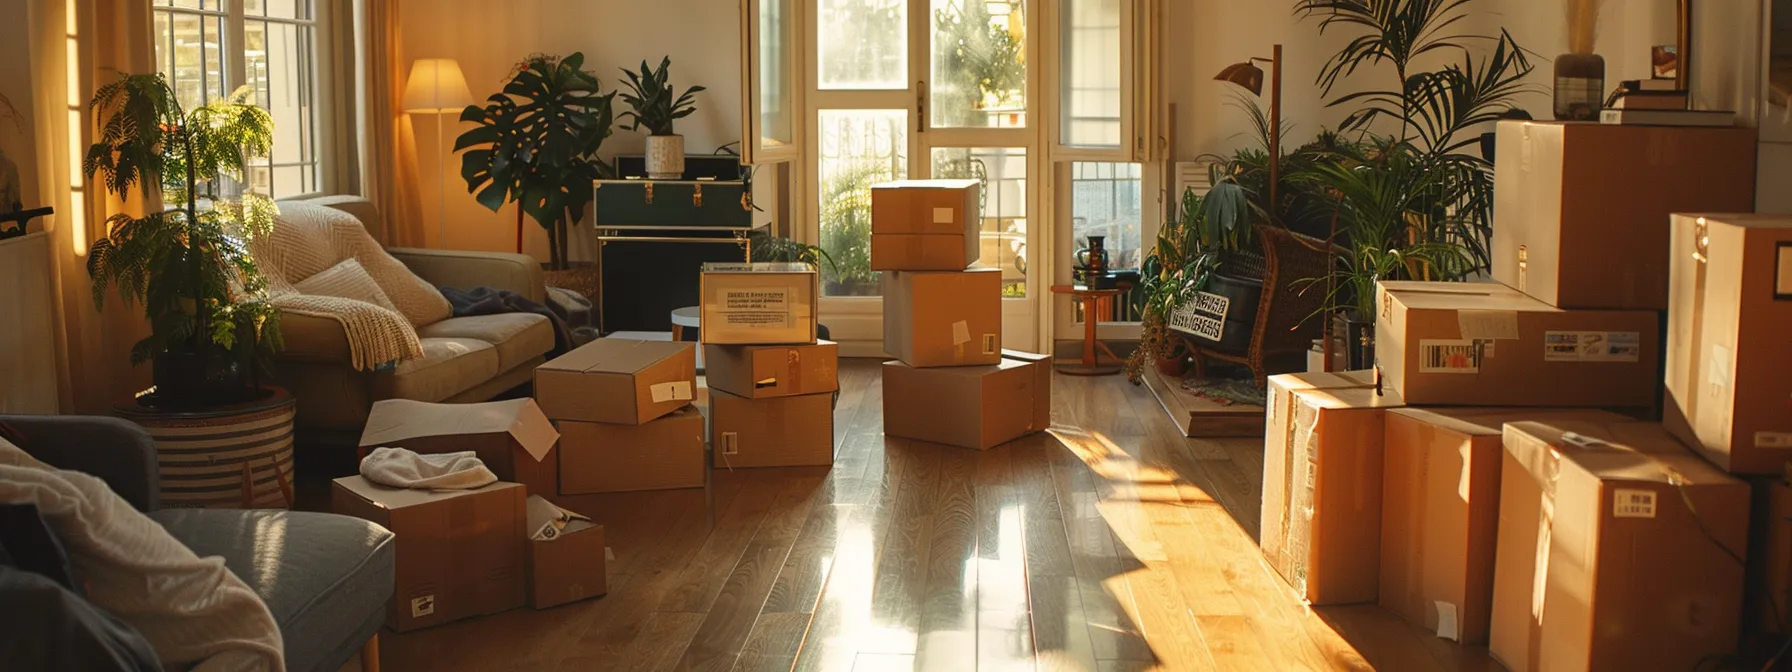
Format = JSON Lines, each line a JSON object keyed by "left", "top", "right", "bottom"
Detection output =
{"left": 1154, "top": 349, "right": 1189, "bottom": 377}
{"left": 1202, "top": 272, "right": 1263, "bottom": 355}
{"left": 150, "top": 346, "right": 254, "bottom": 409}
{"left": 115, "top": 386, "right": 297, "bottom": 509}
{"left": 1554, "top": 53, "right": 1605, "bottom": 121}
{"left": 645, "top": 134, "right": 686, "bottom": 180}
{"left": 1338, "top": 308, "right": 1376, "bottom": 371}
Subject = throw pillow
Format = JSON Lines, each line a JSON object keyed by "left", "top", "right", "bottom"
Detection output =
{"left": 294, "top": 258, "right": 402, "bottom": 315}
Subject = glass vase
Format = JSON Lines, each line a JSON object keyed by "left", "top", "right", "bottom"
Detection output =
{"left": 1554, "top": 53, "right": 1606, "bottom": 121}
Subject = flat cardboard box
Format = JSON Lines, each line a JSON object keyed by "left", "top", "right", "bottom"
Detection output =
{"left": 1261, "top": 369, "right": 1378, "bottom": 563}
{"left": 703, "top": 340, "right": 839, "bottom": 399}
{"left": 527, "top": 514, "right": 607, "bottom": 609}
{"left": 883, "top": 269, "right": 1003, "bottom": 368}
{"left": 535, "top": 339, "right": 696, "bottom": 425}
{"left": 1489, "top": 420, "right": 1747, "bottom": 672}
{"left": 871, "top": 179, "right": 980, "bottom": 235}
{"left": 881, "top": 353, "right": 1051, "bottom": 450}
{"left": 1379, "top": 406, "right": 1632, "bottom": 645}
{"left": 331, "top": 476, "right": 526, "bottom": 632}
{"left": 1491, "top": 120, "right": 1756, "bottom": 310}
{"left": 359, "top": 398, "right": 560, "bottom": 500}
{"left": 1375, "top": 281, "right": 1660, "bottom": 408}
{"left": 699, "top": 262, "right": 819, "bottom": 345}
{"left": 1664, "top": 214, "right": 1792, "bottom": 474}
{"left": 558, "top": 407, "right": 707, "bottom": 494}
{"left": 1261, "top": 386, "right": 1404, "bottom": 605}
{"left": 870, "top": 233, "right": 978, "bottom": 271}
{"left": 710, "top": 389, "right": 834, "bottom": 468}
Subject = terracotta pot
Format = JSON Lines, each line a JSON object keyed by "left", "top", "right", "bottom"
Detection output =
{"left": 1154, "top": 352, "right": 1189, "bottom": 377}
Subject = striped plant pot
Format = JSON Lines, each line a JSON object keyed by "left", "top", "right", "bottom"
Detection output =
{"left": 114, "top": 386, "right": 297, "bottom": 509}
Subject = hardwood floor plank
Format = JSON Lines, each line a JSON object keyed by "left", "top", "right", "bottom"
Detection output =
{"left": 676, "top": 477, "right": 828, "bottom": 671}
{"left": 972, "top": 445, "right": 1035, "bottom": 671}
{"left": 1011, "top": 435, "right": 1101, "bottom": 672}
{"left": 658, "top": 478, "right": 794, "bottom": 614}
{"left": 860, "top": 440, "right": 944, "bottom": 656}
{"left": 914, "top": 447, "right": 979, "bottom": 668}
{"left": 738, "top": 611, "right": 815, "bottom": 664}
{"left": 604, "top": 612, "right": 708, "bottom": 672}
{"left": 1043, "top": 430, "right": 1155, "bottom": 663}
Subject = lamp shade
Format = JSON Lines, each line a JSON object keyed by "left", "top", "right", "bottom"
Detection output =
{"left": 402, "top": 58, "right": 474, "bottom": 114}
{"left": 1215, "top": 62, "right": 1265, "bottom": 96}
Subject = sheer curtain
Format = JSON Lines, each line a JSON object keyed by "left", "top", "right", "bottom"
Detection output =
{"left": 357, "top": 0, "right": 428, "bottom": 247}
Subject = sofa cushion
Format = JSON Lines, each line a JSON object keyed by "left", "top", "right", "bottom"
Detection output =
{"left": 417, "top": 314, "right": 554, "bottom": 372}
{"left": 294, "top": 258, "right": 401, "bottom": 316}
{"left": 150, "top": 509, "right": 394, "bottom": 672}
{"left": 374, "top": 337, "right": 499, "bottom": 402}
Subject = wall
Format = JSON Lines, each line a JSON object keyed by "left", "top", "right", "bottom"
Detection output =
{"left": 399, "top": 0, "right": 746, "bottom": 262}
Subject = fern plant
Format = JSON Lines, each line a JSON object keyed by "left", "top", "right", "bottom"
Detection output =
{"left": 618, "top": 56, "right": 705, "bottom": 136}
{"left": 83, "top": 73, "right": 281, "bottom": 407}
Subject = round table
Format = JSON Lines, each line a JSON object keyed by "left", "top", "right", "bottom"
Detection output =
{"left": 670, "top": 306, "right": 701, "bottom": 342}
{"left": 1050, "top": 284, "right": 1128, "bottom": 376}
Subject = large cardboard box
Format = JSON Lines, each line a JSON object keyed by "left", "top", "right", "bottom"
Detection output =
{"left": 359, "top": 398, "right": 560, "bottom": 500}
{"left": 871, "top": 179, "right": 980, "bottom": 235}
{"left": 535, "top": 339, "right": 696, "bottom": 425}
{"left": 1261, "top": 386, "right": 1404, "bottom": 605}
{"left": 1379, "top": 407, "right": 1632, "bottom": 645}
{"left": 881, "top": 352, "right": 1051, "bottom": 450}
{"left": 870, "top": 233, "right": 978, "bottom": 271}
{"left": 1491, "top": 120, "right": 1756, "bottom": 310}
{"left": 558, "top": 407, "right": 707, "bottom": 494}
{"left": 1664, "top": 214, "right": 1792, "bottom": 474}
{"left": 1489, "top": 420, "right": 1748, "bottom": 672}
{"left": 699, "top": 262, "right": 819, "bottom": 345}
{"left": 1747, "top": 476, "right": 1792, "bottom": 638}
{"left": 703, "top": 340, "right": 839, "bottom": 399}
{"left": 331, "top": 476, "right": 526, "bottom": 632}
{"left": 1262, "top": 369, "right": 1378, "bottom": 556}
{"left": 526, "top": 498, "right": 607, "bottom": 609}
{"left": 710, "top": 389, "right": 834, "bottom": 467}
{"left": 883, "top": 269, "right": 1003, "bottom": 368}
{"left": 1375, "top": 281, "right": 1660, "bottom": 408}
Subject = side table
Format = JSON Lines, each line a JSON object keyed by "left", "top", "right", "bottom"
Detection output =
{"left": 670, "top": 306, "right": 701, "bottom": 342}
{"left": 1051, "top": 284, "right": 1128, "bottom": 376}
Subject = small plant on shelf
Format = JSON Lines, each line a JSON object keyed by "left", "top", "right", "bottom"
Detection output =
{"left": 618, "top": 56, "right": 706, "bottom": 179}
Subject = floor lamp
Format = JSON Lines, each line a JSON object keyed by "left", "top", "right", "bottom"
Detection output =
{"left": 402, "top": 58, "right": 474, "bottom": 249}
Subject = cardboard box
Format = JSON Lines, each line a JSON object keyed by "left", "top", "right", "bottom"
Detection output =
{"left": 883, "top": 269, "right": 1003, "bottom": 368}
{"left": 1664, "top": 214, "right": 1792, "bottom": 474}
{"left": 1489, "top": 420, "right": 1747, "bottom": 672}
{"left": 710, "top": 389, "right": 834, "bottom": 467}
{"left": 1375, "top": 281, "right": 1660, "bottom": 408}
{"left": 535, "top": 339, "right": 696, "bottom": 425}
{"left": 703, "top": 340, "right": 839, "bottom": 399}
{"left": 1747, "top": 476, "right": 1792, "bottom": 638}
{"left": 1379, "top": 407, "right": 1633, "bottom": 645}
{"left": 699, "top": 262, "right": 819, "bottom": 345}
{"left": 359, "top": 398, "right": 560, "bottom": 500}
{"left": 870, "top": 233, "right": 978, "bottom": 271}
{"left": 881, "top": 353, "right": 1051, "bottom": 450}
{"left": 1491, "top": 120, "right": 1756, "bottom": 310}
{"left": 1260, "top": 386, "right": 1404, "bottom": 605}
{"left": 1262, "top": 370, "right": 1378, "bottom": 556}
{"left": 558, "top": 407, "right": 706, "bottom": 494}
{"left": 526, "top": 501, "right": 607, "bottom": 609}
{"left": 331, "top": 476, "right": 526, "bottom": 632}
{"left": 871, "top": 179, "right": 980, "bottom": 235}
{"left": 1002, "top": 349, "right": 1053, "bottom": 433}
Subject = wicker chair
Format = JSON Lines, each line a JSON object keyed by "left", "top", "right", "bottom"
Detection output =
{"left": 1187, "top": 224, "right": 1333, "bottom": 388}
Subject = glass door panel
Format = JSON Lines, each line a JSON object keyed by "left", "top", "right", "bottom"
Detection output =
{"left": 929, "top": 0, "right": 1027, "bottom": 128}
{"left": 930, "top": 147, "right": 1027, "bottom": 297}
{"left": 817, "top": 0, "right": 909, "bottom": 90}
{"left": 819, "top": 109, "right": 909, "bottom": 297}
{"left": 1059, "top": 0, "right": 1122, "bottom": 147}
{"left": 758, "top": 0, "right": 796, "bottom": 150}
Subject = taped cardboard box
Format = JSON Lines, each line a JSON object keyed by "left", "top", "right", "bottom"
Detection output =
{"left": 1379, "top": 407, "right": 1631, "bottom": 645}
{"left": 710, "top": 388, "right": 834, "bottom": 467}
{"left": 1491, "top": 120, "right": 1756, "bottom": 310}
{"left": 1664, "top": 214, "right": 1792, "bottom": 474}
{"left": 1489, "top": 420, "right": 1747, "bottom": 672}
{"left": 883, "top": 269, "right": 1002, "bottom": 368}
{"left": 871, "top": 179, "right": 980, "bottom": 235}
{"left": 699, "top": 262, "right": 819, "bottom": 345}
{"left": 870, "top": 233, "right": 978, "bottom": 271}
{"left": 1002, "top": 349, "right": 1053, "bottom": 433}
{"left": 359, "top": 398, "right": 560, "bottom": 500}
{"left": 1261, "top": 369, "right": 1378, "bottom": 568}
{"left": 535, "top": 339, "right": 696, "bottom": 425}
{"left": 1261, "top": 386, "right": 1403, "bottom": 605}
{"left": 882, "top": 352, "right": 1051, "bottom": 450}
{"left": 1375, "top": 280, "right": 1659, "bottom": 408}
{"left": 331, "top": 476, "right": 526, "bottom": 632}
{"left": 703, "top": 340, "right": 839, "bottom": 399}
{"left": 558, "top": 407, "right": 706, "bottom": 494}
{"left": 526, "top": 496, "right": 607, "bottom": 609}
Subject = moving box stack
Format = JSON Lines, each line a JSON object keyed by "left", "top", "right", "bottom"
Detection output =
{"left": 1260, "top": 121, "right": 1782, "bottom": 670}
{"left": 536, "top": 338, "right": 706, "bottom": 492}
{"left": 873, "top": 180, "right": 1052, "bottom": 450}
{"left": 700, "top": 262, "right": 839, "bottom": 468}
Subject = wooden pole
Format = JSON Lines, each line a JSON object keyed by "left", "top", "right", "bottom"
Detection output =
{"left": 1268, "top": 44, "right": 1282, "bottom": 226}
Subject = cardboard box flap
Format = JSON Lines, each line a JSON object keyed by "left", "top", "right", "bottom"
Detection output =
{"left": 1290, "top": 386, "right": 1404, "bottom": 412}
{"left": 874, "top": 178, "right": 980, "bottom": 191}
{"left": 1387, "top": 286, "right": 1557, "bottom": 313}
{"left": 536, "top": 339, "right": 690, "bottom": 376}
{"left": 1001, "top": 349, "right": 1052, "bottom": 364}
{"left": 332, "top": 475, "right": 518, "bottom": 510}
{"left": 1674, "top": 213, "right": 1792, "bottom": 230}
{"left": 360, "top": 398, "right": 561, "bottom": 463}
{"left": 1504, "top": 420, "right": 1735, "bottom": 489}
{"left": 1390, "top": 407, "right": 1635, "bottom": 439}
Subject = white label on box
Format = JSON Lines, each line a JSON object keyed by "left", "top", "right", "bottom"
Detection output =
{"left": 411, "top": 595, "right": 435, "bottom": 618}
{"left": 718, "top": 288, "right": 792, "bottom": 328}
{"left": 1457, "top": 310, "right": 1520, "bottom": 341}
{"left": 1758, "top": 432, "right": 1792, "bottom": 449}
{"left": 1435, "top": 601, "right": 1460, "bottom": 641}
{"left": 951, "top": 320, "right": 971, "bottom": 345}
{"left": 1613, "top": 489, "right": 1657, "bottom": 518}
{"left": 1169, "top": 291, "right": 1229, "bottom": 342}
{"left": 650, "top": 381, "right": 693, "bottom": 404}
{"left": 1708, "top": 344, "right": 1734, "bottom": 398}
{"left": 932, "top": 207, "right": 955, "bottom": 224}
{"left": 1419, "top": 339, "right": 1482, "bottom": 374}
{"left": 1543, "top": 331, "right": 1641, "bottom": 362}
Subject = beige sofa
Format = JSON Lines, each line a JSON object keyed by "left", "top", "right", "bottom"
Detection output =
{"left": 274, "top": 195, "right": 553, "bottom": 433}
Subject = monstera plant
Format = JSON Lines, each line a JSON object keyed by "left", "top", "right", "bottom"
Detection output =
{"left": 456, "top": 52, "right": 617, "bottom": 270}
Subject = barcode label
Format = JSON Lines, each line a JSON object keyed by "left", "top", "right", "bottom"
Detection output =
{"left": 1420, "top": 339, "right": 1482, "bottom": 374}
{"left": 1758, "top": 432, "right": 1792, "bottom": 449}
{"left": 1544, "top": 331, "right": 1642, "bottom": 362}
{"left": 1613, "top": 489, "right": 1657, "bottom": 518}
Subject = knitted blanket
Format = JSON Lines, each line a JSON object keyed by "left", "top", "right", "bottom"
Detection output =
{"left": 255, "top": 203, "right": 450, "bottom": 371}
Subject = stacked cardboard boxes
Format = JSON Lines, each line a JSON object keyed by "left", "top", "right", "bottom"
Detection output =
{"left": 537, "top": 338, "right": 705, "bottom": 492}
{"left": 873, "top": 180, "right": 1051, "bottom": 450}
{"left": 700, "top": 262, "right": 838, "bottom": 467}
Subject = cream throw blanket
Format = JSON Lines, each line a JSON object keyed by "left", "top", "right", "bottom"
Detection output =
{"left": 359, "top": 446, "right": 498, "bottom": 490}
{"left": 255, "top": 202, "right": 452, "bottom": 370}
{"left": 0, "top": 438, "right": 284, "bottom": 671}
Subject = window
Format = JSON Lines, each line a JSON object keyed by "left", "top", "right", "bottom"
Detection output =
{"left": 1069, "top": 161, "right": 1141, "bottom": 271}
{"left": 153, "top": 0, "right": 321, "bottom": 198}
{"left": 1059, "top": 0, "right": 1121, "bottom": 147}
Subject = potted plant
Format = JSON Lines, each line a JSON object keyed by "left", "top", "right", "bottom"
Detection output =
{"left": 618, "top": 56, "right": 705, "bottom": 180}
{"left": 1125, "top": 190, "right": 1216, "bottom": 383}
{"left": 457, "top": 52, "right": 617, "bottom": 278}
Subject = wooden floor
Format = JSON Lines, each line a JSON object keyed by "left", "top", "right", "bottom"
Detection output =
{"left": 378, "top": 359, "right": 1503, "bottom": 671}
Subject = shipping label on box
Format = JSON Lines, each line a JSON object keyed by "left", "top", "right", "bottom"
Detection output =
{"left": 1541, "top": 331, "right": 1640, "bottom": 362}
{"left": 701, "top": 263, "right": 819, "bottom": 345}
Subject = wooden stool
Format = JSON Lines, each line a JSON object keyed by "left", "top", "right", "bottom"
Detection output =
{"left": 1051, "top": 285, "right": 1127, "bottom": 376}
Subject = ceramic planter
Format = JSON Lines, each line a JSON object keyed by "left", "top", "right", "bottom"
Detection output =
{"left": 645, "top": 134, "right": 686, "bottom": 179}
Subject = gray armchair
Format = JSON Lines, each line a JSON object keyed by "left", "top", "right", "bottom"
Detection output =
{"left": 3, "top": 415, "right": 395, "bottom": 672}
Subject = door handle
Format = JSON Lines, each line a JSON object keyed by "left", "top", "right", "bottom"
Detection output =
{"left": 916, "top": 81, "right": 927, "bottom": 133}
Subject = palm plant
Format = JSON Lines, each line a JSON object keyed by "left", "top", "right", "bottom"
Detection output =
{"left": 83, "top": 73, "right": 282, "bottom": 407}
{"left": 618, "top": 56, "right": 705, "bottom": 136}
{"left": 457, "top": 53, "right": 617, "bottom": 270}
